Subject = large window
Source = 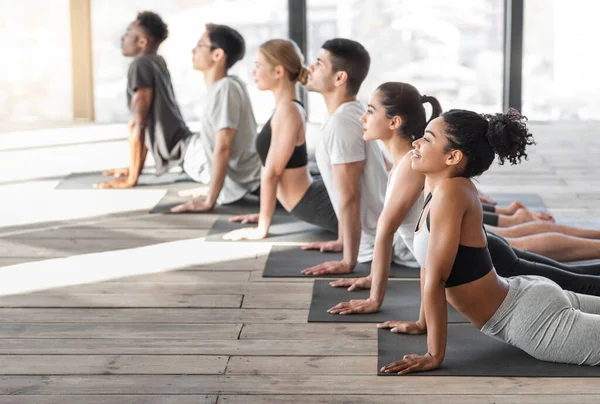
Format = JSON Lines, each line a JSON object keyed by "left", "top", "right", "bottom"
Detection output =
{"left": 307, "top": 0, "right": 504, "bottom": 122}
{"left": 523, "top": 0, "right": 600, "bottom": 120}
{"left": 91, "top": 0, "right": 288, "bottom": 124}
{"left": 0, "top": 1, "right": 73, "bottom": 123}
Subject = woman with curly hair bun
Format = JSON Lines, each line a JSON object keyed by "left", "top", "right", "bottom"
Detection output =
{"left": 378, "top": 108, "right": 600, "bottom": 374}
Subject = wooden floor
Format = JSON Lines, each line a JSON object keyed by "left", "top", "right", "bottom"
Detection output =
{"left": 0, "top": 122, "right": 599, "bottom": 403}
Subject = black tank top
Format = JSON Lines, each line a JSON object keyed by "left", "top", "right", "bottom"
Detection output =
{"left": 255, "top": 100, "right": 308, "bottom": 169}
{"left": 418, "top": 192, "right": 493, "bottom": 288}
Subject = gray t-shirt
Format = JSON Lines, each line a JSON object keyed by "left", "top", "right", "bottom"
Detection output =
{"left": 127, "top": 54, "right": 192, "bottom": 175}
{"left": 192, "top": 76, "right": 261, "bottom": 205}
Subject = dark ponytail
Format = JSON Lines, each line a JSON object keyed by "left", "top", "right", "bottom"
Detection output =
{"left": 376, "top": 82, "right": 442, "bottom": 141}
{"left": 442, "top": 108, "right": 535, "bottom": 178}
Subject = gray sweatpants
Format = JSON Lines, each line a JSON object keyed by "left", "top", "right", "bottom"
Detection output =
{"left": 481, "top": 275, "right": 600, "bottom": 366}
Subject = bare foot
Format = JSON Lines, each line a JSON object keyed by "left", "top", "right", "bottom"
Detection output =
{"left": 531, "top": 211, "right": 555, "bottom": 222}
{"left": 506, "top": 201, "right": 525, "bottom": 215}
{"left": 178, "top": 186, "right": 209, "bottom": 198}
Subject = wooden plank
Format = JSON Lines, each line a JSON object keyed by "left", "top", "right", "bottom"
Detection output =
{"left": 9, "top": 227, "right": 210, "bottom": 240}
{"left": 242, "top": 293, "right": 311, "bottom": 309}
{"left": 0, "top": 308, "right": 307, "bottom": 324}
{"left": 0, "top": 375, "right": 600, "bottom": 394}
{"left": 0, "top": 339, "right": 375, "bottom": 356}
{"left": 240, "top": 324, "right": 375, "bottom": 340}
{"left": 0, "top": 294, "right": 243, "bottom": 308}
{"left": 42, "top": 282, "right": 313, "bottom": 295}
{"left": 183, "top": 257, "right": 268, "bottom": 271}
{"left": 0, "top": 396, "right": 216, "bottom": 404}
{"left": 107, "top": 271, "right": 252, "bottom": 284}
{"left": 226, "top": 356, "right": 374, "bottom": 375}
{"left": 0, "top": 238, "right": 173, "bottom": 258}
{"left": 0, "top": 324, "right": 241, "bottom": 339}
{"left": 249, "top": 270, "right": 314, "bottom": 283}
{"left": 217, "top": 395, "right": 600, "bottom": 404}
{"left": 0, "top": 355, "right": 227, "bottom": 375}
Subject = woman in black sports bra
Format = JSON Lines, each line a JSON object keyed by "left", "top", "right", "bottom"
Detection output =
{"left": 379, "top": 109, "right": 600, "bottom": 374}
{"left": 223, "top": 39, "right": 338, "bottom": 241}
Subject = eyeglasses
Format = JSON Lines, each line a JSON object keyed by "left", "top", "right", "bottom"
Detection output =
{"left": 197, "top": 43, "right": 216, "bottom": 50}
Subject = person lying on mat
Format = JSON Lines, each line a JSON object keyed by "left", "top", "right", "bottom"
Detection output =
{"left": 170, "top": 24, "right": 262, "bottom": 213}
{"left": 299, "top": 39, "right": 418, "bottom": 276}
{"left": 378, "top": 109, "right": 600, "bottom": 373}
{"left": 96, "top": 11, "right": 193, "bottom": 189}
{"left": 328, "top": 83, "right": 600, "bottom": 316}
{"left": 220, "top": 39, "right": 338, "bottom": 240}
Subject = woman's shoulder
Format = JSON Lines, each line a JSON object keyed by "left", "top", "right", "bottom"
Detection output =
{"left": 433, "top": 177, "right": 474, "bottom": 203}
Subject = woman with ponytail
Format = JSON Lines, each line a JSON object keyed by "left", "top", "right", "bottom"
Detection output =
{"left": 223, "top": 39, "right": 338, "bottom": 240}
{"left": 377, "top": 109, "right": 600, "bottom": 374}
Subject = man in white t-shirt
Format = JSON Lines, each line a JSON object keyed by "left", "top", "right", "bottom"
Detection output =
{"left": 172, "top": 24, "right": 261, "bottom": 212}
{"left": 301, "top": 38, "right": 417, "bottom": 275}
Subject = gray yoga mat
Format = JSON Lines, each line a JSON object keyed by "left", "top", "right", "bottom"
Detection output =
{"left": 264, "top": 245, "right": 419, "bottom": 279}
{"left": 378, "top": 324, "right": 600, "bottom": 377}
{"left": 150, "top": 193, "right": 280, "bottom": 215}
{"left": 206, "top": 215, "right": 335, "bottom": 243}
{"left": 486, "top": 192, "right": 546, "bottom": 211}
{"left": 308, "top": 279, "right": 466, "bottom": 323}
{"left": 55, "top": 171, "right": 194, "bottom": 190}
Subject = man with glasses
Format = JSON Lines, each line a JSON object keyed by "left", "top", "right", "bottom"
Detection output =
{"left": 171, "top": 24, "right": 261, "bottom": 212}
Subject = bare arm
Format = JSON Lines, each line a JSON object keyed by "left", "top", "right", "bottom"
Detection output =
{"left": 333, "top": 161, "right": 363, "bottom": 269}
{"left": 204, "top": 128, "right": 236, "bottom": 208}
{"left": 127, "top": 88, "right": 151, "bottom": 184}
{"left": 421, "top": 184, "right": 464, "bottom": 365}
{"left": 369, "top": 157, "right": 425, "bottom": 306}
{"left": 96, "top": 88, "right": 150, "bottom": 188}
{"left": 381, "top": 182, "right": 462, "bottom": 375}
{"left": 328, "top": 155, "right": 425, "bottom": 314}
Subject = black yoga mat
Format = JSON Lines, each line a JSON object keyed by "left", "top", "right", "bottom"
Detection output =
{"left": 205, "top": 215, "right": 334, "bottom": 243}
{"left": 264, "top": 245, "right": 419, "bottom": 279}
{"left": 308, "top": 279, "right": 466, "bottom": 323}
{"left": 378, "top": 324, "right": 600, "bottom": 376}
{"left": 486, "top": 192, "right": 546, "bottom": 211}
{"left": 55, "top": 171, "right": 194, "bottom": 190}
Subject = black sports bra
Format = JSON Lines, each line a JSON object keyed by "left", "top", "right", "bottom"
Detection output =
{"left": 417, "top": 192, "right": 493, "bottom": 288}
{"left": 255, "top": 100, "right": 308, "bottom": 169}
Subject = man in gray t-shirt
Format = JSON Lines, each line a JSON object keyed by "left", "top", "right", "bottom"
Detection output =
{"left": 171, "top": 24, "right": 261, "bottom": 212}
{"left": 97, "top": 12, "right": 192, "bottom": 189}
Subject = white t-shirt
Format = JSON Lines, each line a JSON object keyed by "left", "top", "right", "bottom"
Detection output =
{"left": 385, "top": 163, "right": 422, "bottom": 267}
{"left": 184, "top": 76, "right": 261, "bottom": 205}
{"left": 315, "top": 100, "right": 388, "bottom": 263}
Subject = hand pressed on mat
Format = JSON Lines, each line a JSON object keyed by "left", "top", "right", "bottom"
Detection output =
{"left": 380, "top": 352, "right": 440, "bottom": 375}
{"left": 327, "top": 297, "right": 380, "bottom": 315}
{"left": 378, "top": 320, "right": 426, "bottom": 335}
{"left": 178, "top": 186, "right": 209, "bottom": 198}
{"left": 301, "top": 260, "right": 352, "bottom": 276}
{"left": 170, "top": 199, "right": 214, "bottom": 213}
{"left": 102, "top": 167, "right": 130, "bottom": 178}
{"left": 94, "top": 177, "right": 136, "bottom": 189}
{"left": 222, "top": 226, "right": 267, "bottom": 241}
{"left": 329, "top": 276, "right": 372, "bottom": 291}
{"left": 302, "top": 239, "right": 343, "bottom": 253}
{"left": 228, "top": 213, "right": 260, "bottom": 224}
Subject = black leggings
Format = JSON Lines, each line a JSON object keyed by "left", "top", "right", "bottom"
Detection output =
{"left": 486, "top": 232, "right": 600, "bottom": 296}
